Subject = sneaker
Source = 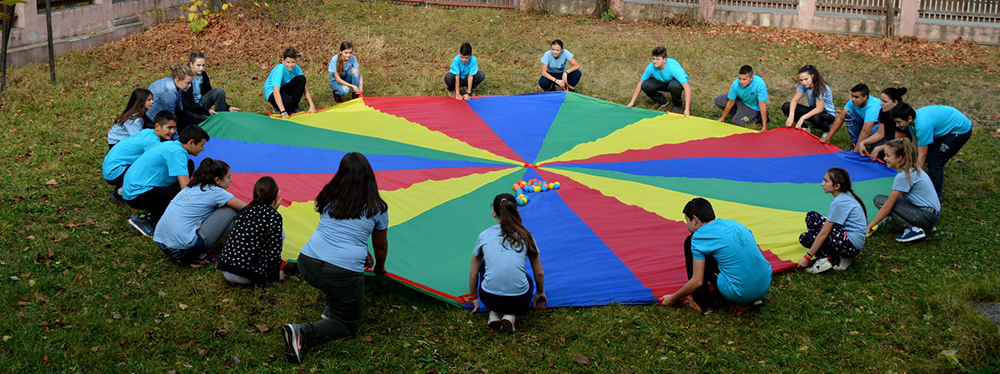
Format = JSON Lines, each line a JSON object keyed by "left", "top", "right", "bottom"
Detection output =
{"left": 487, "top": 311, "right": 502, "bottom": 330}
{"left": 320, "top": 305, "right": 331, "bottom": 320}
{"left": 501, "top": 314, "right": 516, "bottom": 332}
{"left": 930, "top": 226, "right": 938, "bottom": 233}
{"left": 806, "top": 257, "right": 832, "bottom": 274}
{"left": 282, "top": 324, "right": 306, "bottom": 364}
{"left": 833, "top": 256, "right": 855, "bottom": 271}
{"left": 680, "top": 296, "right": 713, "bottom": 315}
{"left": 127, "top": 214, "right": 154, "bottom": 237}
{"left": 109, "top": 189, "right": 127, "bottom": 206}
{"left": 189, "top": 253, "right": 220, "bottom": 268}
{"left": 820, "top": 132, "right": 829, "bottom": 139}
{"left": 896, "top": 227, "right": 926, "bottom": 242}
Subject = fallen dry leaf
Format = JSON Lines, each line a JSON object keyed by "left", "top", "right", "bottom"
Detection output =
{"left": 45, "top": 179, "right": 58, "bottom": 186}
{"left": 891, "top": 268, "right": 902, "bottom": 273}
{"left": 254, "top": 323, "right": 269, "bottom": 332}
{"left": 572, "top": 354, "right": 590, "bottom": 365}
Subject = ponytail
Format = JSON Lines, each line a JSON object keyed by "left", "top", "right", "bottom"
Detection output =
{"left": 248, "top": 176, "right": 280, "bottom": 208}
{"left": 189, "top": 158, "right": 230, "bottom": 191}
{"left": 492, "top": 193, "right": 538, "bottom": 257}
{"left": 881, "top": 87, "right": 907, "bottom": 102}
{"left": 827, "top": 167, "right": 867, "bottom": 219}
{"left": 336, "top": 41, "right": 354, "bottom": 76}
{"left": 884, "top": 138, "right": 921, "bottom": 185}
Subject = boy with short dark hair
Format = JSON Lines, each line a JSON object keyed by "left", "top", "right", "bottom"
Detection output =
{"left": 822, "top": 83, "right": 882, "bottom": 148}
{"left": 445, "top": 42, "right": 485, "bottom": 101}
{"left": 123, "top": 125, "right": 210, "bottom": 237}
{"left": 659, "top": 198, "right": 772, "bottom": 315}
{"left": 626, "top": 46, "right": 691, "bottom": 116}
{"left": 265, "top": 48, "right": 316, "bottom": 119}
{"left": 715, "top": 65, "right": 769, "bottom": 130}
{"left": 103, "top": 111, "right": 178, "bottom": 205}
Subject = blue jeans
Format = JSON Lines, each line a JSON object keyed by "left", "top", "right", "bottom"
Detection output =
{"left": 846, "top": 110, "right": 880, "bottom": 145}
{"left": 330, "top": 69, "right": 359, "bottom": 96}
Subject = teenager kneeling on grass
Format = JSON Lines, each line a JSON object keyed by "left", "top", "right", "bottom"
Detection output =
{"left": 868, "top": 138, "right": 940, "bottom": 243}
{"left": 103, "top": 110, "right": 176, "bottom": 206}
{"left": 626, "top": 46, "right": 691, "bottom": 116}
{"left": 219, "top": 176, "right": 286, "bottom": 286}
{"left": 782, "top": 65, "right": 836, "bottom": 137}
{"left": 265, "top": 47, "right": 316, "bottom": 118}
{"left": 660, "top": 198, "right": 771, "bottom": 315}
{"left": 887, "top": 103, "right": 972, "bottom": 199}
{"left": 538, "top": 39, "right": 581, "bottom": 92}
{"left": 715, "top": 65, "right": 769, "bottom": 130}
{"left": 445, "top": 42, "right": 484, "bottom": 101}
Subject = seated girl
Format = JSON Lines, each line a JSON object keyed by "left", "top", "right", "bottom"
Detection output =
{"left": 153, "top": 158, "right": 246, "bottom": 268}
{"left": 867, "top": 138, "right": 940, "bottom": 242}
{"left": 781, "top": 65, "right": 835, "bottom": 136}
{"left": 538, "top": 39, "right": 581, "bottom": 91}
{"left": 181, "top": 51, "right": 241, "bottom": 124}
{"left": 219, "top": 176, "right": 285, "bottom": 286}
{"left": 107, "top": 88, "right": 152, "bottom": 149}
{"left": 328, "top": 41, "right": 364, "bottom": 103}
{"left": 798, "top": 167, "right": 868, "bottom": 274}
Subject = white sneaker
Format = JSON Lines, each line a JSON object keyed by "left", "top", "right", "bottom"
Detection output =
{"left": 820, "top": 132, "right": 829, "bottom": 139}
{"left": 487, "top": 311, "right": 501, "bottom": 330}
{"left": 807, "top": 258, "right": 832, "bottom": 274}
{"left": 501, "top": 314, "right": 516, "bottom": 332}
{"left": 930, "top": 226, "right": 938, "bottom": 233}
{"left": 833, "top": 257, "right": 855, "bottom": 271}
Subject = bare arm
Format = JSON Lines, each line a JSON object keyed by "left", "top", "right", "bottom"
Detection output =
{"left": 823, "top": 110, "right": 848, "bottom": 143}
{"left": 759, "top": 101, "right": 768, "bottom": 131}
{"left": 856, "top": 122, "right": 885, "bottom": 153}
{"left": 785, "top": 91, "right": 803, "bottom": 127}
{"left": 468, "top": 255, "right": 483, "bottom": 312}
{"left": 304, "top": 85, "right": 316, "bottom": 113}
{"left": 529, "top": 253, "right": 546, "bottom": 308}
{"left": 718, "top": 100, "right": 735, "bottom": 122}
{"left": 661, "top": 259, "right": 705, "bottom": 305}
{"left": 566, "top": 58, "right": 580, "bottom": 74}
{"left": 224, "top": 197, "right": 247, "bottom": 211}
{"left": 273, "top": 86, "right": 287, "bottom": 117}
{"left": 371, "top": 229, "right": 388, "bottom": 274}
{"left": 682, "top": 82, "right": 691, "bottom": 117}
{"left": 177, "top": 175, "right": 190, "bottom": 189}
{"left": 916, "top": 145, "right": 928, "bottom": 169}
{"left": 541, "top": 63, "right": 556, "bottom": 82}
{"left": 627, "top": 81, "right": 643, "bottom": 108}
{"left": 856, "top": 121, "right": 876, "bottom": 148}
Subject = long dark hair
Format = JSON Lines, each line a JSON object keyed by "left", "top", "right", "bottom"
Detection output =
{"left": 248, "top": 176, "right": 280, "bottom": 208}
{"left": 336, "top": 41, "right": 354, "bottom": 76}
{"left": 827, "top": 167, "right": 867, "bottom": 219}
{"left": 116, "top": 88, "right": 152, "bottom": 126}
{"left": 315, "top": 152, "right": 387, "bottom": 219}
{"left": 189, "top": 158, "right": 230, "bottom": 191}
{"left": 798, "top": 65, "right": 827, "bottom": 101}
{"left": 493, "top": 193, "right": 538, "bottom": 257}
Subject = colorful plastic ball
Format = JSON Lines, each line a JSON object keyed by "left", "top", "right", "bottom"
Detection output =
{"left": 519, "top": 181, "right": 527, "bottom": 186}
{"left": 533, "top": 186, "right": 542, "bottom": 192}
{"left": 553, "top": 182, "right": 561, "bottom": 190}
{"left": 516, "top": 188, "right": 523, "bottom": 194}
{"left": 516, "top": 194, "right": 525, "bottom": 199}
{"left": 517, "top": 198, "right": 526, "bottom": 206}
{"left": 519, "top": 179, "right": 525, "bottom": 184}
{"left": 541, "top": 185, "right": 549, "bottom": 192}
{"left": 512, "top": 184, "right": 521, "bottom": 191}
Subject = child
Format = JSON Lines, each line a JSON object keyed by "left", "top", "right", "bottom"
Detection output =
{"left": 154, "top": 158, "right": 246, "bottom": 267}
{"left": 868, "top": 138, "right": 940, "bottom": 242}
{"left": 148, "top": 65, "right": 197, "bottom": 133}
{"left": 123, "top": 125, "right": 210, "bottom": 237}
{"left": 889, "top": 103, "right": 972, "bottom": 198}
{"left": 108, "top": 88, "right": 153, "bottom": 149}
{"left": 782, "top": 65, "right": 836, "bottom": 136}
{"left": 218, "top": 176, "right": 285, "bottom": 285}
{"left": 715, "top": 65, "right": 769, "bottom": 130}
{"left": 626, "top": 46, "right": 690, "bottom": 116}
{"left": 467, "top": 193, "right": 546, "bottom": 332}
{"left": 798, "top": 168, "right": 868, "bottom": 273}
{"left": 328, "top": 41, "right": 364, "bottom": 103}
{"left": 264, "top": 48, "right": 316, "bottom": 118}
{"left": 445, "top": 42, "right": 484, "bottom": 101}
{"left": 659, "top": 198, "right": 771, "bottom": 315}
{"left": 181, "top": 51, "right": 240, "bottom": 124}
{"left": 282, "top": 152, "right": 388, "bottom": 364}
{"left": 103, "top": 110, "right": 177, "bottom": 204}
{"left": 538, "top": 39, "right": 581, "bottom": 91}
{"left": 867, "top": 87, "right": 910, "bottom": 159}
{"left": 822, "top": 83, "right": 882, "bottom": 148}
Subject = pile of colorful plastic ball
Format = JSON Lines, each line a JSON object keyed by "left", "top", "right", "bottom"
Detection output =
{"left": 511, "top": 178, "right": 561, "bottom": 206}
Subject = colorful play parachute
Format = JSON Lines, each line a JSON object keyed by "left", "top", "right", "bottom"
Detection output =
{"left": 196, "top": 91, "right": 895, "bottom": 308}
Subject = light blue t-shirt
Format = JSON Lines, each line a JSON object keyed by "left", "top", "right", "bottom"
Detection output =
{"left": 640, "top": 59, "right": 689, "bottom": 85}
{"left": 473, "top": 224, "right": 535, "bottom": 297}
{"left": 328, "top": 54, "right": 359, "bottom": 77}
{"left": 727, "top": 75, "right": 769, "bottom": 111}
{"left": 192, "top": 74, "right": 204, "bottom": 102}
{"left": 262, "top": 64, "right": 304, "bottom": 98}
{"left": 827, "top": 193, "right": 867, "bottom": 249}
{"left": 153, "top": 185, "right": 234, "bottom": 249}
{"left": 796, "top": 83, "right": 836, "bottom": 116}
{"left": 540, "top": 49, "right": 574, "bottom": 74}
{"left": 107, "top": 116, "right": 145, "bottom": 145}
{"left": 449, "top": 55, "right": 479, "bottom": 79}
{"left": 910, "top": 105, "right": 972, "bottom": 147}
{"left": 300, "top": 208, "right": 389, "bottom": 273}
{"left": 690, "top": 219, "right": 772, "bottom": 303}
{"left": 103, "top": 129, "right": 163, "bottom": 181}
{"left": 121, "top": 141, "right": 190, "bottom": 200}
{"left": 892, "top": 169, "right": 940, "bottom": 212}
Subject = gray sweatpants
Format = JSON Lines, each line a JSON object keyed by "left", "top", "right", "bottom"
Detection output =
{"left": 715, "top": 93, "right": 762, "bottom": 126}
{"left": 873, "top": 194, "right": 940, "bottom": 230}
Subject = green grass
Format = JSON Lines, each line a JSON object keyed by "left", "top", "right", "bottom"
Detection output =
{"left": 2, "top": 0, "right": 1000, "bottom": 371}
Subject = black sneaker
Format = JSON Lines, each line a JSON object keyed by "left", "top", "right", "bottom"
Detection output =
{"left": 282, "top": 324, "right": 306, "bottom": 364}
{"left": 128, "top": 214, "right": 154, "bottom": 237}
{"left": 109, "top": 189, "right": 127, "bottom": 206}
{"left": 189, "top": 253, "right": 220, "bottom": 269}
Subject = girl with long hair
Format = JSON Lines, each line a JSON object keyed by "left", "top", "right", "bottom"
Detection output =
{"left": 867, "top": 138, "right": 940, "bottom": 242}
{"left": 328, "top": 41, "right": 364, "bottom": 103}
{"left": 781, "top": 65, "right": 836, "bottom": 135}
{"left": 798, "top": 168, "right": 868, "bottom": 273}
{"left": 219, "top": 176, "right": 286, "bottom": 285}
{"left": 107, "top": 88, "right": 153, "bottom": 149}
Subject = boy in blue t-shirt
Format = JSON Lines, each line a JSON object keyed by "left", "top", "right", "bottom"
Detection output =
{"left": 823, "top": 83, "right": 882, "bottom": 149}
{"left": 123, "top": 125, "right": 210, "bottom": 237}
{"left": 626, "top": 46, "right": 691, "bottom": 116}
{"left": 102, "top": 111, "right": 178, "bottom": 204}
{"left": 444, "top": 42, "right": 485, "bottom": 101}
{"left": 715, "top": 65, "right": 769, "bottom": 130}
{"left": 659, "top": 198, "right": 772, "bottom": 315}
{"left": 264, "top": 48, "right": 316, "bottom": 118}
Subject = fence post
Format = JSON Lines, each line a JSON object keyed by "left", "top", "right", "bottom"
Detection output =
{"left": 699, "top": 0, "right": 715, "bottom": 22}
{"left": 897, "top": 0, "right": 918, "bottom": 36}
{"left": 798, "top": 0, "right": 815, "bottom": 30}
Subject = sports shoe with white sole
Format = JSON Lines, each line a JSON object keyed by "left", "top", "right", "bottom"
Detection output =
{"left": 128, "top": 214, "right": 154, "bottom": 237}
{"left": 501, "top": 314, "right": 516, "bottom": 332}
{"left": 833, "top": 256, "right": 855, "bottom": 271}
{"left": 487, "top": 311, "right": 502, "bottom": 330}
{"left": 807, "top": 257, "right": 832, "bottom": 274}
{"left": 282, "top": 324, "right": 306, "bottom": 364}
{"left": 896, "top": 227, "right": 926, "bottom": 242}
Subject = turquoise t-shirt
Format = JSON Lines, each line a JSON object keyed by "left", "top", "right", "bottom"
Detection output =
{"left": 153, "top": 185, "right": 234, "bottom": 249}
{"left": 727, "top": 75, "right": 769, "bottom": 111}
{"left": 827, "top": 193, "right": 867, "bottom": 249}
{"left": 892, "top": 169, "right": 940, "bottom": 212}
{"left": 300, "top": 208, "right": 389, "bottom": 273}
{"left": 540, "top": 49, "right": 574, "bottom": 73}
{"left": 909, "top": 105, "right": 972, "bottom": 147}
{"left": 845, "top": 95, "right": 882, "bottom": 124}
{"left": 690, "top": 219, "right": 772, "bottom": 303}
{"left": 473, "top": 224, "right": 534, "bottom": 297}
{"left": 103, "top": 129, "right": 162, "bottom": 180}
{"left": 449, "top": 55, "right": 479, "bottom": 79}
{"left": 262, "top": 63, "right": 304, "bottom": 98}
{"left": 640, "top": 59, "right": 689, "bottom": 85}
{"left": 121, "top": 141, "right": 190, "bottom": 200}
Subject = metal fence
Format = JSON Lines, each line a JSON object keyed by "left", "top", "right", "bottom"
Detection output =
{"left": 391, "top": 0, "right": 518, "bottom": 9}
{"left": 816, "top": 0, "right": 899, "bottom": 16}
{"left": 716, "top": 0, "right": 797, "bottom": 10}
{"left": 919, "top": 0, "right": 1000, "bottom": 23}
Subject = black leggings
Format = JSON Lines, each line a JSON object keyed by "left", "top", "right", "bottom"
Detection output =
{"left": 267, "top": 75, "right": 307, "bottom": 113}
{"left": 539, "top": 70, "right": 582, "bottom": 90}
{"left": 683, "top": 235, "right": 721, "bottom": 309}
{"left": 781, "top": 102, "right": 834, "bottom": 132}
{"left": 798, "top": 211, "right": 860, "bottom": 260}
{"left": 478, "top": 272, "right": 534, "bottom": 315}
{"left": 126, "top": 183, "right": 181, "bottom": 222}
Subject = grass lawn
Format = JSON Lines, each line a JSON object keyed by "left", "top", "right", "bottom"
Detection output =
{"left": 2, "top": 0, "right": 1000, "bottom": 371}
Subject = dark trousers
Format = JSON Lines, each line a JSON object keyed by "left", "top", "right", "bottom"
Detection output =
{"left": 539, "top": 70, "right": 582, "bottom": 91}
{"left": 715, "top": 94, "right": 762, "bottom": 126}
{"left": 781, "top": 102, "right": 834, "bottom": 132}
{"left": 268, "top": 75, "right": 307, "bottom": 113}
{"left": 683, "top": 235, "right": 721, "bottom": 309}
{"left": 187, "top": 87, "right": 231, "bottom": 123}
{"left": 798, "top": 211, "right": 859, "bottom": 260}
{"left": 478, "top": 272, "right": 534, "bottom": 315}
{"left": 297, "top": 254, "right": 364, "bottom": 345}
{"left": 873, "top": 194, "right": 940, "bottom": 230}
{"left": 126, "top": 183, "right": 182, "bottom": 221}
{"left": 174, "top": 109, "right": 201, "bottom": 137}
{"left": 444, "top": 71, "right": 485, "bottom": 93}
{"left": 925, "top": 130, "right": 971, "bottom": 197}
{"left": 641, "top": 78, "right": 683, "bottom": 107}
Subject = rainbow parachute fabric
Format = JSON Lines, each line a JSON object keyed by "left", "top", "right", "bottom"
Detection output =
{"left": 196, "top": 91, "right": 895, "bottom": 308}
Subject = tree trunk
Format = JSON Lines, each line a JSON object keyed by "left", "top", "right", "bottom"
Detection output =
{"left": 593, "top": 0, "right": 609, "bottom": 18}
{"left": 884, "top": 0, "right": 895, "bottom": 38}
{"left": 1, "top": 4, "right": 15, "bottom": 93}
{"left": 45, "top": 0, "right": 54, "bottom": 83}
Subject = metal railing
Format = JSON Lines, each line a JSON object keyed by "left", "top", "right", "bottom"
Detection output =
{"left": 919, "top": 0, "right": 1000, "bottom": 23}
{"left": 391, "top": 0, "right": 518, "bottom": 9}
{"left": 717, "top": 0, "right": 797, "bottom": 9}
{"left": 816, "top": 0, "right": 899, "bottom": 16}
